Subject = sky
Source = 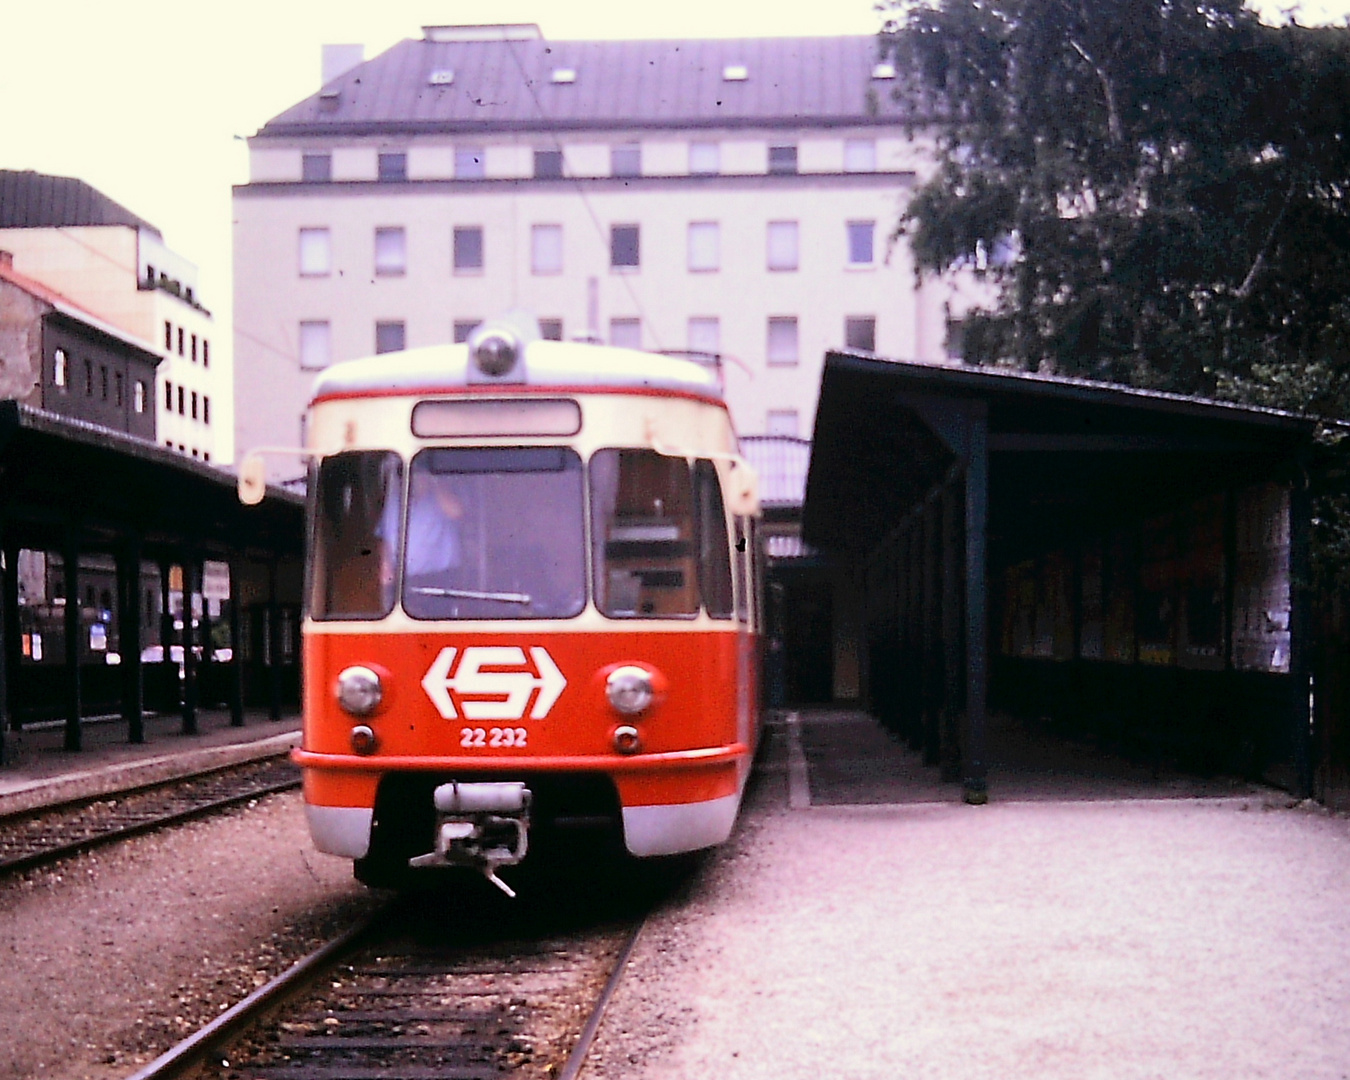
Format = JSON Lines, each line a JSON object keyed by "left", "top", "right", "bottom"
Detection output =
{"left": 3, "top": 0, "right": 1347, "bottom": 345}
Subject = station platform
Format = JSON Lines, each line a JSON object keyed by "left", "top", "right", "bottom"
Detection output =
{"left": 0, "top": 709, "right": 300, "bottom": 817}
{"left": 588, "top": 709, "right": 1333, "bottom": 1080}
{"left": 785, "top": 706, "right": 1274, "bottom": 806}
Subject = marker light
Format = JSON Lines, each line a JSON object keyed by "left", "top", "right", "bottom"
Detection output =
{"left": 336, "top": 665, "right": 383, "bottom": 716}
{"left": 350, "top": 725, "right": 378, "bottom": 755}
{"left": 473, "top": 330, "right": 519, "bottom": 377}
{"left": 606, "top": 665, "right": 654, "bottom": 715}
{"left": 612, "top": 725, "right": 642, "bottom": 755}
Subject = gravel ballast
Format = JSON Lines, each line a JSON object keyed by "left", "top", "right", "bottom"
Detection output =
{"left": 0, "top": 792, "right": 379, "bottom": 1080}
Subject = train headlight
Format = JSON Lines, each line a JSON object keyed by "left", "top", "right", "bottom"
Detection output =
{"left": 336, "top": 665, "right": 383, "bottom": 717}
{"left": 606, "top": 665, "right": 654, "bottom": 715}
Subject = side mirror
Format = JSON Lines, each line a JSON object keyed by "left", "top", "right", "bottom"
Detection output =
{"left": 238, "top": 453, "right": 267, "bottom": 506}
{"left": 727, "top": 460, "right": 761, "bottom": 518}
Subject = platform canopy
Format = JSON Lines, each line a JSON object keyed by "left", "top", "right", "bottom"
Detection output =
{"left": 803, "top": 351, "right": 1317, "bottom": 800}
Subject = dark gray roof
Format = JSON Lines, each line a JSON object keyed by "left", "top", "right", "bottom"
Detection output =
{"left": 0, "top": 170, "right": 159, "bottom": 235}
{"left": 258, "top": 33, "right": 908, "bottom": 136}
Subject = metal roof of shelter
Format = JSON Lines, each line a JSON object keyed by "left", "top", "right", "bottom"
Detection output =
{"left": 0, "top": 402, "right": 302, "bottom": 557}
{"left": 0, "top": 170, "right": 159, "bottom": 235}
{"left": 804, "top": 352, "right": 1317, "bottom": 558}
{"left": 259, "top": 32, "right": 912, "bottom": 136}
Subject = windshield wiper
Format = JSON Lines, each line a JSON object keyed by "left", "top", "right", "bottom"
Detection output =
{"left": 410, "top": 586, "right": 532, "bottom": 605}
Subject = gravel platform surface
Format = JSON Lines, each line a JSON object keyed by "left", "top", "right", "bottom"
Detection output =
{"left": 585, "top": 723, "right": 1350, "bottom": 1080}
{"left": 0, "top": 791, "right": 379, "bottom": 1080}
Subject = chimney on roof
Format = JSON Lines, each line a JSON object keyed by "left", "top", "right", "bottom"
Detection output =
{"left": 322, "top": 44, "right": 364, "bottom": 85}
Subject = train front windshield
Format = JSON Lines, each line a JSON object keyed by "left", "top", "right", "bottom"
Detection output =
{"left": 309, "top": 445, "right": 736, "bottom": 623}
{"left": 402, "top": 447, "right": 587, "bottom": 620}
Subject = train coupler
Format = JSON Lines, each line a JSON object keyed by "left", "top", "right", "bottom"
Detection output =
{"left": 408, "top": 781, "right": 532, "bottom": 897}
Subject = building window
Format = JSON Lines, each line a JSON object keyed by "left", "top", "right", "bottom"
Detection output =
{"left": 204, "top": 452, "right": 210, "bottom": 462}
{"left": 945, "top": 319, "right": 966, "bottom": 361}
{"left": 189, "top": 391, "right": 198, "bottom": 420}
{"left": 100, "top": 365, "right": 109, "bottom": 400}
{"left": 845, "top": 316, "right": 877, "bottom": 352}
{"left": 455, "top": 146, "right": 485, "bottom": 179}
{"left": 688, "top": 317, "right": 720, "bottom": 357}
{"left": 689, "top": 141, "right": 720, "bottom": 175}
{"left": 164, "top": 380, "right": 173, "bottom": 410}
{"left": 202, "top": 339, "right": 209, "bottom": 368}
{"left": 453, "top": 226, "right": 484, "bottom": 272}
{"left": 766, "top": 409, "right": 799, "bottom": 437}
{"left": 539, "top": 318, "right": 563, "bottom": 341}
{"left": 115, "top": 371, "right": 124, "bottom": 406}
{"left": 768, "top": 144, "right": 798, "bottom": 175}
{"left": 377, "top": 152, "right": 407, "bottom": 182}
{"left": 531, "top": 224, "right": 563, "bottom": 275}
{"left": 767, "top": 317, "right": 799, "bottom": 365}
{"left": 453, "top": 320, "right": 480, "bottom": 344}
{"left": 767, "top": 221, "right": 799, "bottom": 271}
{"left": 53, "top": 349, "right": 67, "bottom": 389}
{"left": 687, "top": 222, "right": 720, "bottom": 273}
{"left": 302, "top": 153, "right": 332, "bottom": 182}
{"left": 203, "top": 396, "right": 211, "bottom": 425}
{"left": 84, "top": 360, "right": 93, "bottom": 396}
{"left": 134, "top": 381, "right": 145, "bottom": 413}
{"left": 375, "top": 320, "right": 406, "bottom": 355}
{"left": 164, "top": 321, "right": 172, "bottom": 350}
{"left": 299, "top": 227, "right": 331, "bottom": 276}
{"left": 177, "top": 386, "right": 186, "bottom": 415}
{"left": 374, "top": 227, "right": 406, "bottom": 275}
{"left": 609, "top": 318, "right": 641, "bottom": 350}
{"left": 844, "top": 139, "right": 877, "bottom": 173}
{"left": 610, "top": 224, "right": 640, "bottom": 269}
{"left": 299, "top": 320, "right": 331, "bottom": 370}
{"left": 177, "top": 327, "right": 185, "bottom": 356}
{"left": 534, "top": 149, "right": 564, "bottom": 179}
{"left": 191, "top": 333, "right": 198, "bottom": 362}
{"left": 611, "top": 143, "right": 641, "bottom": 177}
{"left": 848, "top": 221, "right": 876, "bottom": 266}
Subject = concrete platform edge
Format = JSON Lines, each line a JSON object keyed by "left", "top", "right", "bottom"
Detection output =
{"left": 0, "top": 730, "right": 301, "bottom": 818}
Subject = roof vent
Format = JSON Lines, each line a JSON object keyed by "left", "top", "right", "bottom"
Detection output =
{"left": 551, "top": 68, "right": 576, "bottom": 84}
{"left": 318, "top": 86, "right": 341, "bottom": 102}
{"left": 429, "top": 69, "right": 455, "bottom": 85}
{"left": 723, "top": 64, "right": 748, "bottom": 81}
{"left": 872, "top": 62, "right": 897, "bottom": 79}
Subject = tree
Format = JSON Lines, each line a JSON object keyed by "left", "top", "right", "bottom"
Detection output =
{"left": 881, "top": 0, "right": 1350, "bottom": 415}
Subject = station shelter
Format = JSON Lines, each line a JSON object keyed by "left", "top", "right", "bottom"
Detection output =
{"left": 0, "top": 401, "right": 304, "bottom": 763}
{"left": 803, "top": 351, "right": 1318, "bottom": 801}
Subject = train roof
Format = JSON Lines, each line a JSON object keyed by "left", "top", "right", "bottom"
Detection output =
{"left": 310, "top": 339, "right": 726, "bottom": 404}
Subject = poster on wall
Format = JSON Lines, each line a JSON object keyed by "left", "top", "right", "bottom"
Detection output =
{"left": 1178, "top": 493, "right": 1226, "bottom": 671}
{"left": 1233, "top": 483, "right": 1291, "bottom": 672}
{"left": 1136, "top": 513, "right": 1178, "bottom": 666}
{"left": 1079, "top": 541, "right": 1104, "bottom": 661}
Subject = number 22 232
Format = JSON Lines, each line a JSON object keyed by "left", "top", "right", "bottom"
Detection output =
{"left": 460, "top": 727, "right": 528, "bottom": 748}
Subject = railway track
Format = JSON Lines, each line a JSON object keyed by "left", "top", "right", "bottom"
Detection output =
{"left": 0, "top": 755, "right": 300, "bottom": 875}
{"left": 131, "top": 878, "right": 651, "bottom": 1080}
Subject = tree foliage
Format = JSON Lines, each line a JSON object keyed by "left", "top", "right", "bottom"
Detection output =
{"left": 881, "top": 0, "right": 1350, "bottom": 415}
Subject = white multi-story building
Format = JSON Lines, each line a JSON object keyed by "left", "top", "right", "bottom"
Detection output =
{"left": 0, "top": 170, "right": 233, "bottom": 463}
{"left": 233, "top": 25, "right": 978, "bottom": 455}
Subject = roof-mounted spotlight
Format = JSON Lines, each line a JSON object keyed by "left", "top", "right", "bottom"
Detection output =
{"left": 467, "top": 321, "right": 527, "bottom": 383}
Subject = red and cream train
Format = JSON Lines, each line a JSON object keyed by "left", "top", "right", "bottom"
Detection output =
{"left": 242, "top": 318, "right": 763, "bottom": 893}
